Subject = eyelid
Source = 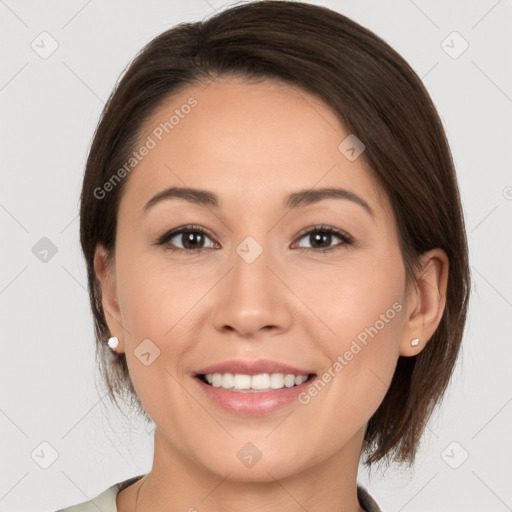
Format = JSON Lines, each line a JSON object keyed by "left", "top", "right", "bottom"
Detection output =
{"left": 291, "top": 224, "right": 355, "bottom": 250}
{"left": 293, "top": 224, "right": 353, "bottom": 242}
{"left": 154, "top": 224, "right": 218, "bottom": 248}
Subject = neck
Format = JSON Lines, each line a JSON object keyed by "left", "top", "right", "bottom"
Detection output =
{"left": 133, "top": 427, "right": 367, "bottom": 512}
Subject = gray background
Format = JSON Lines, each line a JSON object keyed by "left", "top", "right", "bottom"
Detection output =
{"left": 1, "top": 0, "right": 511, "bottom": 511}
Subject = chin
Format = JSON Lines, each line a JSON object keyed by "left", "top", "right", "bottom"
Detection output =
{"left": 194, "top": 441, "right": 311, "bottom": 484}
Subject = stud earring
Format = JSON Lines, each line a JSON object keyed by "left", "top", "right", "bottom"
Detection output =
{"left": 108, "top": 336, "right": 119, "bottom": 351}
{"left": 410, "top": 338, "right": 420, "bottom": 347}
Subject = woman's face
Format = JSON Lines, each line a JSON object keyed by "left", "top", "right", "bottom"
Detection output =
{"left": 98, "top": 77, "right": 414, "bottom": 481}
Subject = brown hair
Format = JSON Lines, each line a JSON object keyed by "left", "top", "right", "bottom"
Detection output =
{"left": 80, "top": 0, "right": 470, "bottom": 468}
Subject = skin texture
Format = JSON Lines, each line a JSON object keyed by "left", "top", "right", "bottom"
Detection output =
{"left": 94, "top": 78, "right": 449, "bottom": 512}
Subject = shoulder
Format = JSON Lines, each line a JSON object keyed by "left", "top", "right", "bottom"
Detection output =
{"left": 54, "top": 474, "right": 146, "bottom": 512}
{"left": 357, "top": 484, "right": 383, "bottom": 512}
{"left": 54, "top": 485, "right": 116, "bottom": 512}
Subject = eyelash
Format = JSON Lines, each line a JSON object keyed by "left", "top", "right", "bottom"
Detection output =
{"left": 154, "top": 224, "right": 355, "bottom": 255}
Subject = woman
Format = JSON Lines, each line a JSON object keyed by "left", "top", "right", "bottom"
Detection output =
{"left": 57, "top": 1, "right": 470, "bottom": 510}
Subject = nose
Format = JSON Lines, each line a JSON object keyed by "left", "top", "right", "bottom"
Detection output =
{"left": 211, "top": 245, "right": 293, "bottom": 339}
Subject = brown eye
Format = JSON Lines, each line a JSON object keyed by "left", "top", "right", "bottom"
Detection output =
{"left": 156, "top": 225, "right": 217, "bottom": 253}
{"left": 294, "top": 225, "right": 354, "bottom": 252}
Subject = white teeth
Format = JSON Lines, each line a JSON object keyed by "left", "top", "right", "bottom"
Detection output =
{"left": 270, "top": 373, "right": 285, "bottom": 389}
{"left": 221, "top": 373, "right": 234, "bottom": 389}
{"left": 233, "top": 374, "right": 251, "bottom": 389}
{"left": 203, "top": 372, "right": 309, "bottom": 392}
{"left": 252, "top": 373, "right": 270, "bottom": 390}
{"left": 294, "top": 375, "right": 308, "bottom": 386}
{"left": 284, "top": 374, "right": 296, "bottom": 387}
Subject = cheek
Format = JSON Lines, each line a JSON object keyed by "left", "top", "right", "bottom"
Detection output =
{"left": 295, "top": 313, "right": 402, "bottom": 457}
{"left": 114, "top": 251, "right": 212, "bottom": 401}
{"left": 115, "top": 247, "right": 211, "bottom": 340}
{"left": 298, "top": 254, "right": 405, "bottom": 423}
{"left": 296, "top": 249, "right": 405, "bottom": 348}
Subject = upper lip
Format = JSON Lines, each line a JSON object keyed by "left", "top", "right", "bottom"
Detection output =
{"left": 195, "top": 359, "right": 314, "bottom": 376}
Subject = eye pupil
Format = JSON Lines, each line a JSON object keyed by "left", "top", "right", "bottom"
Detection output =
{"left": 183, "top": 231, "right": 204, "bottom": 249}
{"left": 311, "top": 231, "right": 331, "bottom": 248}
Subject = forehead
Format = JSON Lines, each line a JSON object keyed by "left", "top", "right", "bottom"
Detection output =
{"left": 121, "top": 77, "right": 392, "bottom": 220}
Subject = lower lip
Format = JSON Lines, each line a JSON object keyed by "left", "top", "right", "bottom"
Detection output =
{"left": 194, "top": 376, "right": 314, "bottom": 416}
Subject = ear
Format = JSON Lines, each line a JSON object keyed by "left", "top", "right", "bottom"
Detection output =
{"left": 93, "top": 244, "right": 125, "bottom": 354}
{"left": 399, "top": 248, "right": 449, "bottom": 357}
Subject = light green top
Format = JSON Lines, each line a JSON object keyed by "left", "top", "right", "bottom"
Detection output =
{"left": 55, "top": 474, "right": 383, "bottom": 512}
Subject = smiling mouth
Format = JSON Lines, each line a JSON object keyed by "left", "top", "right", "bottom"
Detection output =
{"left": 196, "top": 372, "right": 316, "bottom": 393}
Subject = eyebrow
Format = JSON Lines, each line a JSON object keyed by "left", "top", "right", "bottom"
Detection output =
{"left": 143, "top": 186, "right": 374, "bottom": 218}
